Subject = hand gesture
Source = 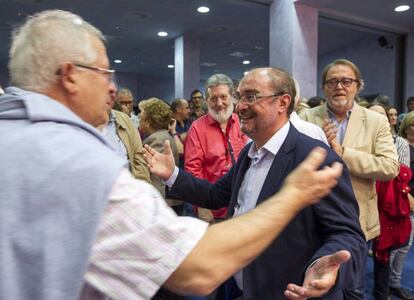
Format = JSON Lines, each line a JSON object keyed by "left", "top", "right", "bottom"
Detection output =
{"left": 280, "top": 147, "right": 343, "bottom": 209}
{"left": 323, "top": 119, "right": 343, "bottom": 156}
{"left": 284, "top": 250, "right": 351, "bottom": 299}
{"left": 168, "top": 118, "right": 177, "bottom": 135}
{"left": 143, "top": 140, "right": 176, "bottom": 180}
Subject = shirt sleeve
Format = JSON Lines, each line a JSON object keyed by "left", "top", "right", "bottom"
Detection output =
{"left": 184, "top": 125, "right": 205, "bottom": 178}
{"left": 84, "top": 169, "right": 208, "bottom": 300}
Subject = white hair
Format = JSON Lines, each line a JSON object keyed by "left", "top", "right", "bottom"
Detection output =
{"left": 9, "top": 10, "right": 106, "bottom": 92}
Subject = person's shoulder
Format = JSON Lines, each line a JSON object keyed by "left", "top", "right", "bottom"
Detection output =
{"left": 359, "top": 105, "right": 389, "bottom": 125}
{"left": 113, "top": 110, "right": 134, "bottom": 126}
{"left": 300, "top": 104, "right": 324, "bottom": 117}
{"left": 295, "top": 129, "right": 328, "bottom": 148}
{"left": 144, "top": 130, "right": 169, "bottom": 143}
{"left": 292, "top": 128, "right": 336, "bottom": 160}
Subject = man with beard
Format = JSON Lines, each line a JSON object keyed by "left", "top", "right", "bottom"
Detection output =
{"left": 184, "top": 74, "right": 248, "bottom": 223}
{"left": 300, "top": 59, "right": 398, "bottom": 299}
{"left": 144, "top": 67, "right": 366, "bottom": 299}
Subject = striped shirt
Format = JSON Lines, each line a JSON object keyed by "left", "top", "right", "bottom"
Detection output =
{"left": 394, "top": 134, "right": 410, "bottom": 166}
{"left": 80, "top": 169, "right": 208, "bottom": 300}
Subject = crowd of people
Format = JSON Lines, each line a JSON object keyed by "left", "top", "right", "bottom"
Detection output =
{"left": 0, "top": 8, "right": 413, "bottom": 300}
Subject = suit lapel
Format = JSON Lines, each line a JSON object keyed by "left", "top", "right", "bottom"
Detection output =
{"left": 228, "top": 146, "right": 251, "bottom": 216}
{"left": 256, "top": 125, "right": 297, "bottom": 205}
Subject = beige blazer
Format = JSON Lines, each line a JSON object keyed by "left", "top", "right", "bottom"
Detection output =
{"left": 300, "top": 102, "right": 398, "bottom": 240}
{"left": 113, "top": 110, "right": 151, "bottom": 183}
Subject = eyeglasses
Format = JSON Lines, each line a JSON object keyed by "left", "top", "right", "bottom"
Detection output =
{"left": 191, "top": 96, "right": 203, "bottom": 100}
{"left": 234, "top": 91, "right": 284, "bottom": 104}
{"left": 74, "top": 63, "right": 115, "bottom": 81}
{"left": 55, "top": 63, "right": 115, "bottom": 81}
{"left": 323, "top": 77, "right": 358, "bottom": 89}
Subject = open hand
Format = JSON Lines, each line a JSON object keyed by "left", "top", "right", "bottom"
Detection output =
{"left": 143, "top": 140, "right": 176, "bottom": 180}
{"left": 323, "top": 119, "right": 343, "bottom": 156}
{"left": 284, "top": 250, "right": 351, "bottom": 299}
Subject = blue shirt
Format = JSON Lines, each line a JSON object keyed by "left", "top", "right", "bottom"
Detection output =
{"left": 327, "top": 104, "right": 353, "bottom": 144}
{"left": 101, "top": 111, "right": 128, "bottom": 160}
{"left": 233, "top": 121, "right": 290, "bottom": 288}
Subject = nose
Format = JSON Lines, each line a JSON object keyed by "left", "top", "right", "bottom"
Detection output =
{"left": 235, "top": 101, "right": 248, "bottom": 114}
{"left": 109, "top": 81, "right": 117, "bottom": 100}
{"left": 335, "top": 81, "right": 345, "bottom": 90}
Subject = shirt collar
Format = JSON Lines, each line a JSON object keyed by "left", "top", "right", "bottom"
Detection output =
{"left": 108, "top": 111, "right": 116, "bottom": 125}
{"left": 327, "top": 102, "right": 354, "bottom": 122}
{"left": 248, "top": 121, "right": 290, "bottom": 158}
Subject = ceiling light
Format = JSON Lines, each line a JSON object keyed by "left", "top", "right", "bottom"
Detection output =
{"left": 158, "top": 31, "right": 168, "bottom": 37}
{"left": 114, "top": 59, "right": 122, "bottom": 64}
{"left": 244, "top": 71, "right": 249, "bottom": 76}
{"left": 242, "top": 60, "right": 250, "bottom": 65}
{"left": 394, "top": 5, "right": 410, "bottom": 12}
{"left": 168, "top": 65, "right": 175, "bottom": 69}
{"left": 197, "top": 6, "right": 210, "bottom": 13}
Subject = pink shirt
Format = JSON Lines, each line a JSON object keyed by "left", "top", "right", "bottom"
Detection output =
{"left": 81, "top": 169, "right": 208, "bottom": 300}
{"left": 184, "top": 113, "right": 248, "bottom": 218}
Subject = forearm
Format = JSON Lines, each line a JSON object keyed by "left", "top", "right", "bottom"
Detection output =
{"left": 164, "top": 188, "right": 300, "bottom": 294}
{"left": 173, "top": 134, "right": 184, "bottom": 154}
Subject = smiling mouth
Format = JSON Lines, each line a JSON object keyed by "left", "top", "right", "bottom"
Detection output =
{"left": 240, "top": 115, "right": 254, "bottom": 121}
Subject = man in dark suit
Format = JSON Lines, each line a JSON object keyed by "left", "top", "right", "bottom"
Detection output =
{"left": 144, "top": 67, "right": 366, "bottom": 299}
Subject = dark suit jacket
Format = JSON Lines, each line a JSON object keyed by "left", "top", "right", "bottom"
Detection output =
{"left": 169, "top": 124, "right": 366, "bottom": 299}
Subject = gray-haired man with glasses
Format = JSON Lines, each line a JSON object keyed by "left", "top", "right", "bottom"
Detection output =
{"left": 300, "top": 59, "right": 398, "bottom": 300}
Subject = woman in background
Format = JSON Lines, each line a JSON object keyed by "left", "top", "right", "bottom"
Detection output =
{"left": 388, "top": 106, "right": 400, "bottom": 136}
{"left": 139, "top": 98, "right": 180, "bottom": 205}
{"left": 368, "top": 103, "right": 412, "bottom": 300}
{"left": 390, "top": 112, "right": 414, "bottom": 300}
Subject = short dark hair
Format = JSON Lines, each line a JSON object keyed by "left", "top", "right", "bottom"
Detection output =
{"left": 170, "top": 98, "right": 185, "bottom": 113}
{"left": 307, "top": 96, "right": 325, "bottom": 108}
{"left": 406, "top": 96, "right": 414, "bottom": 106}
{"left": 267, "top": 68, "right": 296, "bottom": 115}
{"left": 374, "top": 94, "right": 390, "bottom": 107}
{"left": 190, "top": 89, "right": 203, "bottom": 98}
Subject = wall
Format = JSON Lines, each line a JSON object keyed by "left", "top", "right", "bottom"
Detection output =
{"left": 136, "top": 73, "right": 175, "bottom": 103}
{"left": 317, "top": 34, "right": 396, "bottom": 105}
{"left": 115, "top": 72, "right": 175, "bottom": 104}
{"left": 0, "top": 64, "right": 9, "bottom": 88}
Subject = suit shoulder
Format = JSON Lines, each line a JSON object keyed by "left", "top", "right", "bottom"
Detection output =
{"left": 113, "top": 110, "right": 131, "bottom": 122}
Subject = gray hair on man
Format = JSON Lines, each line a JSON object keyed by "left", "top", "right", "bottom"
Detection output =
{"left": 205, "top": 73, "right": 234, "bottom": 99}
{"left": 9, "top": 10, "right": 105, "bottom": 92}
